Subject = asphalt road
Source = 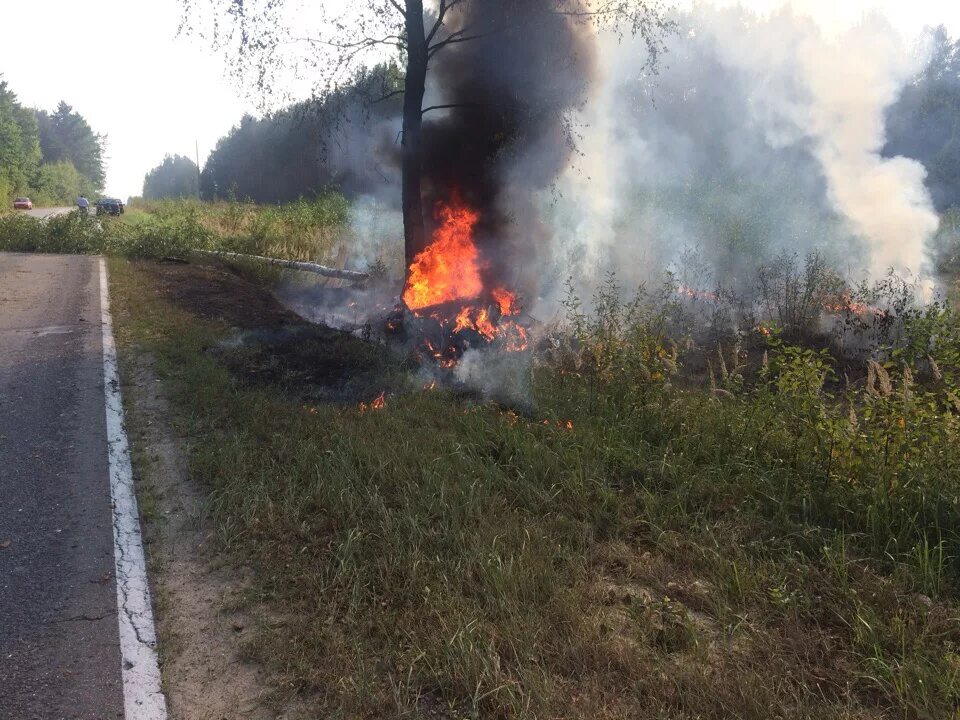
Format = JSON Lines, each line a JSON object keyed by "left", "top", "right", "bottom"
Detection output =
{"left": 0, "top": 253, "right": 124, "bottom": 719}
{"left": 23, "top": 207, "right": 76, "bottom": 220}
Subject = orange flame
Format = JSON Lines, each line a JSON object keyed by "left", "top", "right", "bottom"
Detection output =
{"left": 359, "top": 391, "right": 386, "bottom": 412}
{"left": 492, "top": 287, "right": 517, "bottom": 316}
{"left": 403, "top": 197, "right": 483, "bottom": 311}
{"left": 677, "top": 284, "right": 719, "bottom": 303}
{"left": 401, "top": 194, "right": 530, "bottom": 359}
{"left": 823, "top": 294, "right": 883, "bottom": 317}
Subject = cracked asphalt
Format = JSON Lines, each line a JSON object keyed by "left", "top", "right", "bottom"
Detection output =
{"left": 0, "top": 253, "right": 124, "bottom": 719}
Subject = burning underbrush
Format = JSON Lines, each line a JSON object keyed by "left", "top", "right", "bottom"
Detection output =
{"left": 264, "top": 193, "right": 538, "bottom": 405}
{"left": 260, "top": 243, "right": 951, "bottom": 416}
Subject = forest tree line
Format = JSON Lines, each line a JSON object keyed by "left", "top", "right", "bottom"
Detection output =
{"left": 0, "top": 76, "right": 105, "bottom": 206}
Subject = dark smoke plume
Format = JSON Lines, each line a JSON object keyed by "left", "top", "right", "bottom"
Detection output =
{"left": 419, "top": 0, "right": 597, "bottom": 298}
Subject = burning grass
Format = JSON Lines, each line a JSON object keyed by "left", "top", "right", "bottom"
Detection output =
{"left": 109, "top": 258, "right": 960, "bottom": 719}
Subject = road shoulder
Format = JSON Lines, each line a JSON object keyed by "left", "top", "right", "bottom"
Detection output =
{"left": 110, "top": 259, "right": 312, "bottom": 719}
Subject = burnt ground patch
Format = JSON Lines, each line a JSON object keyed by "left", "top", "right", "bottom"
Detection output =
{"left": 135, "top": 260, "right": 409, "bottom": 405}
{"left": 214, "top": 324, "right": 410, "bottom": 404}
{"left": 138, "top": 259, "right": 298, "bottom": 330}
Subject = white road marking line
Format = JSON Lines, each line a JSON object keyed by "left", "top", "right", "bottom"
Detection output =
{"left": 100, "top": 258, "right": 168, "bottom": 719}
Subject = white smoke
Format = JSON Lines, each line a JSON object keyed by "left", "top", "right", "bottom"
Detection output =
{"left": 551, "top": 4, "right": 939, "bottom": 298}
{"left": 712, "top": 9, "right": 938, "bottom": 279}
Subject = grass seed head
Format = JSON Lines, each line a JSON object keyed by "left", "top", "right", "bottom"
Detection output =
{"left": 929, "top": 355, "right": 943, "bottom": 382}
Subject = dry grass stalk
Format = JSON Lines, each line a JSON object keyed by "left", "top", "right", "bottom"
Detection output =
{"left": 902, "top": 365, "right": 914, "bottom": 401}
{"left": 717, "top": 344, "right": 729, "bottom": 380}
{"left": 874, "top": 362, "right": 893, "bottom": 397}
{"left": 929, "top": 355, "right": 943, "bottom": 382}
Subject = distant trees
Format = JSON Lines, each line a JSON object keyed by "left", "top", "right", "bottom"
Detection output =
{"left": 201, "top": 64, "right": 404, "bottom": 204}
{"left": 885, "top": 25, "right": 960, "bottom": 212}
{"left": 0, "top": 76, "right": 105, "bottom": 205}
{"left": 0, "top": 79, "right": 41, "bottom": 202}
{"left": 143, "top": 154, "right": 199, "bottom": 200}
{"left": 36, "top": 102, "right": 106, "bottom": 190}
{"left": 34, "top": 161, "right": 98, "bottom": 203}
{"left": 182, "top": 0, "right": 673, "bottom": 268}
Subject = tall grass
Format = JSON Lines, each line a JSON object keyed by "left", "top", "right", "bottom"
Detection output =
{"left": 129, "top": 194, "right": 351, "bottom": 263}
{"left": 0, "top": 193, "right": 351, "bottom": 262}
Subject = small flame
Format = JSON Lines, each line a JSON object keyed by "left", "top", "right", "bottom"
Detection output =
{"left": 359, "top": 391, "right": 386, "bottom": 412}
{"left": 677, "top": 284, "right": 719, "bottom": 303}
{"left": 823, "top": 293, "right": 883, "bottom": 317}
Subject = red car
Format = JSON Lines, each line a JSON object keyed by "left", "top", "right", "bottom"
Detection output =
{"left": 13, "top": 197, "right": 33, "bottom": 210}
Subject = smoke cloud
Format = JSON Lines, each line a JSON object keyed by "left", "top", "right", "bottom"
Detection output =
{"left": 545, "top": 5, "right": 939, "bottom": 304}
{"left": 420, "top": 0, "right": 597, "bottom": 301}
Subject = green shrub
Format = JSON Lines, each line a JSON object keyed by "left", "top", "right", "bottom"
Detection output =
{"left": 0, "top": 208, "right": 215, "bottom": 259}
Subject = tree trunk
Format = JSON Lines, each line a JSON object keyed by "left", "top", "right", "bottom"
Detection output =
{"left": 402, "top": 0, "right": 428, "bottom": 274}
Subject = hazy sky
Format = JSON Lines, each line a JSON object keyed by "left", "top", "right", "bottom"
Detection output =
{"left": 1, "top": 0, "right": 958, "bottom": 200}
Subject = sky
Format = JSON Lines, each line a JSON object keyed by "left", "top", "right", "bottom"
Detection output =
{"left": 1, "top": 0, "right": 959, "bottom": 201}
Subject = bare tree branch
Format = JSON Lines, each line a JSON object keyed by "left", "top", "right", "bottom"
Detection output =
{"left": 421, "top": 102, "right": 485, "bottom": 115}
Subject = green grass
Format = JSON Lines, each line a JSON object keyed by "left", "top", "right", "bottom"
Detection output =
{"left": 129, "top": 194, "right": 354, "bottom": 264}
{"left": 108, "top": 258, "right": 960, "bottom": 719}
{"left": 0, "top": 193, "right": 354, "bottom": 264}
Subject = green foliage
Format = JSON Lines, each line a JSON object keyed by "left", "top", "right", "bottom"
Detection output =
{"left": 32, "top": 160, "right": 98, "bottom": 205}
{"left": 0, "top": 194, "right": 349, "bottom": 262}
{"left": 884, "top": 25, "right": 960, "bottom": 212}
{"left": 756, "top": 251, "right": 846, "bottom": 341}
{"left": 932, "top": 206, "right": 960, "bottom": 274}
{"left": 36, "top": 101, "right": 106, "bottom": 190}
{"left": 110, "top": 258, "right": 960, "bottom": 719}
{"left": 0, "top": 76, "right": 105, "bottom": 205}
{"left": 143, "top": 154, "right": 199, "bottom": 200}
{"left": 0, "top": 211, "right": 99, "bottom": 253}
{"left": 557, "top": 273, "right": 682, "bottom": 401}
{"left": 131, "top": 194, "right": 351, "bottom": 262}
{"left": 0, "top": 77, "right": 41, "bottom": 203}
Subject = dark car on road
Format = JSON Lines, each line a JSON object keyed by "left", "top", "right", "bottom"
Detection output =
{"left": 13, "top": 197, "right": 33, "bottom": 210}
{"left": 96, "top": 198, "right": 124, "bottom": 216}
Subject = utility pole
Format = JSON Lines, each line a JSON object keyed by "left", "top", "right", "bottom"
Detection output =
{"left": 195, "top": 139, "right": 202, "bottom": 201}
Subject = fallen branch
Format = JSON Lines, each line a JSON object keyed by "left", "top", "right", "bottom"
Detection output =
{"left": 194, "top": 250, "right": 369, "bottom": 282}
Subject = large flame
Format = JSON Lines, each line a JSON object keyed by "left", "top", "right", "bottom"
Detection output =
{"left": 403, "top": 197, "right": 483, "bottom": 311}
{"left": 399, "top": 194, "right": 529, "bottom": 363}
